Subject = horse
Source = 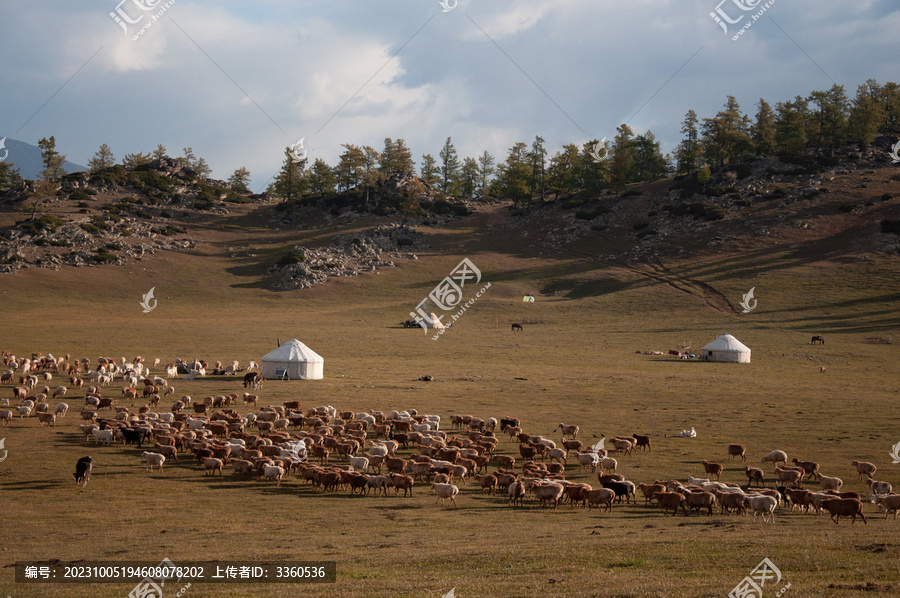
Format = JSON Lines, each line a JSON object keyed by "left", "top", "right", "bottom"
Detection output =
{"left": 811, "top": 335, "right": 825, "bottom": 345}
{"left": 511, "top": 323, "right": 523, "bottom": 332}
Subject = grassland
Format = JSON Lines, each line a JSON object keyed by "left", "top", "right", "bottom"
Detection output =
{"left": 0, "top": 202, "right": 899, "bottom": 598}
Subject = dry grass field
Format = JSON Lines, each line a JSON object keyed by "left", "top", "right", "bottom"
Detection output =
{"left": 1, "top": 203, "right": 899, "bottom": 598}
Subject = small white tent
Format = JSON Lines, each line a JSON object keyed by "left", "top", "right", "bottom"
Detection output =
{"left": 700, "top": 334, "right": 751, "bottom": 363}
{"left": 261, "top": 339, "right": 324, "bottom": 380}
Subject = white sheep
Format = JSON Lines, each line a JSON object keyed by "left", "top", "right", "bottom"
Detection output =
{"left": 744, "top": 494, "right": 777, "bottom": 522}
{"left": 17, "top": 405, "right": 32, "bottom": 418}
{"left": 431, "top": 482, "right": 460, "bottom": 507}
{"left": 142, "top": 451, "right": 166, "bottom": 472}
{"left": 819, "top": 474, "right": 843, "bottom": 491}
{"left": 0, "top": 410, "right": 12, "bottom": 424}
{"left": 761, "top": 450, "right": 788, "bottom": 468}
{"left": 350, "top": 456, "right": 370, "bottom": 471}
{"left": 203, "top": 458, "right": 224, "bottom": 476}
{"left": 263, "top": 464, "right": 285, "bottom": 485}
{"left": 93, "top": 429, "right": 114, "bottom": 445}
{"left": 55, "top": 402, "right": 69, "bottom": 417}
{"left": 599, "top": 457, "right": 617, "bottom": 473}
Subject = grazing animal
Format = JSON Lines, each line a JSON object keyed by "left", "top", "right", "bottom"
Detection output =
{"left": 872, "top": 494, "right": 900, "bottom": 520}
{"left": 727, "top": 444, "right": 746, "bottom": 462}
{"left": 511, "top": 323, "right": 523, "bottom": 332}
{"left": 820, "top": 498, "right": 867, "bottom": 525}
{"left": 141, "top": 452, "right": 166, "bottom": 472}
{"left": 73, "top": 456, "right": 92, "bottom": 487}
{"left": 744, "top": 495, "right": 778, "bottom": 523}
{"left": 851, "top": 460, "right": 877, "bottom": 480}
{"left": 819, "top": 474, "right": 843, "bottom": 492}
{"left": 701, "top": 460, "right": 723, "bottom": 481}
{"left": 745, "top": 467, "right": 765, "bottom": 488}
{"left": 656, "top": 492, "right": 687, "bottom": 516}
{"left": 811, "top": 335, "right": 825, "bottom": 345}
{"left": 507, "top": 480, "right": 526, "bottom": 507}
{"left": 761, "top": 450, "right": 788, "bottom": 469}
{"left": 432, "top": 482, "right": 459, "bottom": 507}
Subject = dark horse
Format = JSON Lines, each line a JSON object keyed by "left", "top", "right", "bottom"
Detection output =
{"left": 811, "top": 335, "right": 825, "bottom": 345}
{"left": 511, "top": 323, "right": 523, "bottom": 332}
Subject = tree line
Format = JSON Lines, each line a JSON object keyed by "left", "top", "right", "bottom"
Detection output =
{"left": 269, "top": 78, "right": 898, "bottom": 209}
{"left": 3, "top": 78, "right": 896, "bottom": 205}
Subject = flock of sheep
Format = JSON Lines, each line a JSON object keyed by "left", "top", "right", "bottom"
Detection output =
{"left": 2, "top": 350, "right": 896, "bottom": 525}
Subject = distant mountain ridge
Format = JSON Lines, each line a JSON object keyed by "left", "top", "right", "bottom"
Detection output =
{"left": 0, "top": 137, "right": 86, "bottom": 180}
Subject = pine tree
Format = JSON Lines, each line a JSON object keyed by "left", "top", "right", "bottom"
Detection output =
{"left": 459, "top": 157, "right": 479, "bottom": 198}
{"left": 528, "top": 136, "right": 547, "bottom": 204}
{"left": 775, "top": 96, "right": 809, "bottom": 155}
{"left": 608, "top": 124, "right": 636, "bottom": 194}
{"left": 180, "top": 147, "right": 197, "bottom": 168}
{"left": 634, "top": 132, "right": 667, "bottom": 182}
{"left": 438, "top": 136, "right": 460, "bottom": 195}
{"left": 228, "top": 167, "right": 251, "bottom": 192}
{"left": 420, "top": 154, "right": 440, "bottom": 186}
{"left": 122, "top": 151, "right": 152, "bottom": 168}
{"left": 849, "top": 81, "right": 885, "bottom": 147}
{"left": 0, "top": 162, "right": 23, "bottom": 192}
{"left": 152, "top": 144, "right": 168, "bottom": 161}
{"left": 307, "top": 158, "right": 337, "bottom": 197}
{"left": 268, "top": 147, "right": 307, "bottom": 202}
{"left": 336, "top": 144, "right": 365, "bottom": 191}
{"left": 547, "top": 144, "right": 581, "bottom": 196}
{"left": 361, "top": 145, "right": 380, "bottom": 208}
{"left": 495, "top": 142, "right": 530, "bottom": 207}
{"left": 808, "top": 85, "right": 850, "bottom": 155}
{"left": 87, "top": 144, "right": 116, "bottom": 172}
{"left": 676, "top": 110, "right": 701, "bottom": 174}
{"left": 753, "top": 99, "right": 777, "bottom": 156}
{"left": 477, "top": 150, "right": 495, "bottom": 200}
{"left": 194, "top": 157, "right": 212, "bottom": 178}
{"left": 37, "top": 136, "right": 66, "bottom": 180}
{"left": 701, "top": 96, "right": 751, "bottom": 167}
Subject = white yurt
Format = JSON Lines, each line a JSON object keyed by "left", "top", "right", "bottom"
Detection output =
{"left": 261, "top": 339, "right": 324, "bottom": 380}
{"left": 700, "top": 334, "right": 751, "bottom": 363}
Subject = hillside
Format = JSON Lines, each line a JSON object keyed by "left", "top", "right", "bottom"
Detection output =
{"left": 1, "top": 145, "right": 897, "bottom": 296}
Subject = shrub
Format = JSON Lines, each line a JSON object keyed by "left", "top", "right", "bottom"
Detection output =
{"left": 20, "top": 215, "right": 65, "bottom": 236}
{"left": 69, "top": 188, "right": 92, "bottom": 202}
{"left": 93, "top": 251, "right": 117, "bottom": 263}
{"left": 276, "top": 252, "right": 306, "bottom": 267}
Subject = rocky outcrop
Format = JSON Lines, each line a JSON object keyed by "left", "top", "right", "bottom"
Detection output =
{"left": 269, "top": 224, "right": 426, "bottom": 290}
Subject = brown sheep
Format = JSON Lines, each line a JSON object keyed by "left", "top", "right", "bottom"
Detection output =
{"left": 745, "top": 466, "right": 765, "bottom": 488}
{"left": 727, "top": 444, "right": 746, "bottom": 462}
{"left": 851, "top": 460, "right": 877, "bottom": 480}
{"left": 820, "top": 498, "right": 867, "bottom": 525}
{"left": 792, "top": 458, "right": 820, "bottom": 481}
{"left": 684, "top": 490, "right": 717, "bottom": 516}
{"left": 701, "top": 459, "right": 723, "bottom": 481}
{"left": 584, "top": 487, "right": 615, "bottom": 512}
{"left": 655, "top": 491, "right": 687, "bottom": 516}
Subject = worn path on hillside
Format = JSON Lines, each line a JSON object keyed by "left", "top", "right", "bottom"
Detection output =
{"left": 627, "top": 262, "right": 736, "bottom": 314}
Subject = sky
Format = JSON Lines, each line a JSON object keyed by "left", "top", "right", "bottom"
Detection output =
{"left": 1, "top": 0, "right": 898, "bottom": 192}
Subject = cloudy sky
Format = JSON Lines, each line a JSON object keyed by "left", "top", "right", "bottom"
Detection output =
{"left": 1, "top": 0, "right": 898, "bottom": 191}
